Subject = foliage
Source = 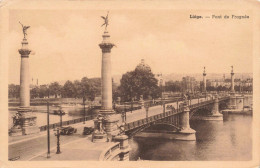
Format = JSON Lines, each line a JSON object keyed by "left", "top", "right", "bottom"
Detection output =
{"left": 8, "top": 84, "right": 20, "bottom": 98}
{"left": 165, "top": 80, "right": 182, "bottom": 92}
{"left": 49, "top": 82, "right": 62, "bottom": 98}
{"left": 119, "top": 68, "right": 160, "bottom": 101}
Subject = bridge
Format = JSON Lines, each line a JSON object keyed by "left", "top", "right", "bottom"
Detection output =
{"left": 123, "top": 94, "right": 250, "bottom": 141}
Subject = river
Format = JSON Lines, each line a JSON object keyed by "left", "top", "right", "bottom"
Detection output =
{"left": 129, "top": 113, "right": 252, "bottom": 161}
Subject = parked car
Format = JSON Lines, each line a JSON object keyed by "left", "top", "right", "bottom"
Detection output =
{"left": 83, "top": 127, "right": 94, "bottom": 135}
{"left": 60, "top": 126, "right": 77, "bottom": 135}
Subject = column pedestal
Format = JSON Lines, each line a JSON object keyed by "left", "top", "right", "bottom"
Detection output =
{"left": 10, "top": 107, "right": 39, "bottom": 136}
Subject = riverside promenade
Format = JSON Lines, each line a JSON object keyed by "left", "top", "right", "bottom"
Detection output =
{"left": 9, "top": 97, "right": 208, "bottom": 161}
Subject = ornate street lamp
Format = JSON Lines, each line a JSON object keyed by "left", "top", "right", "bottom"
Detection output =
{"left": 83, "top": 94, "right": 86, "bottom": 124}
{"left": 56, "top": 128, "right": 61, "bottom": 154}
{"left": 46, "top": 101, "right": 50, "bottom": 158}
{"left": 145, "top": 104, "right": 149, "bottom": 119}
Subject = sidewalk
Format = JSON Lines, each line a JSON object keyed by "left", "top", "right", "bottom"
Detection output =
{"left": 30, "top": 136, "right": 116, "bottom": 161}
{"left": 9, "top": 119, "right": 94, "bottom": 145}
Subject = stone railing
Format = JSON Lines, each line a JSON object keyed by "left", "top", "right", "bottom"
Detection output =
{"left": 99, "top": 134, "right": 130, "bottom": 161}
{"left": 99, "top": 142, "right": 121, "bottom": 161}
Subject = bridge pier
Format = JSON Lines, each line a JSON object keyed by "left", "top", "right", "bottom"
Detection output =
{"left": 177, "top": 106, "right": 196, "bottom": 141}
{"left": 208, "top": 95, "right": 223, "bottom": 120}
{"left": 236, "top": 96, "right": 244, "bottom": 111}
{"left": 228, "top": 95, "right": 237, "bottom": 109}
{"left": 223, "top": 94, "right": 252, "bottom": 115}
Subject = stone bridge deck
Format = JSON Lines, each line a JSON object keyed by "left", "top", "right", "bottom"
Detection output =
{"left": 124, "top": 96, "right": 230, "bottom": 136}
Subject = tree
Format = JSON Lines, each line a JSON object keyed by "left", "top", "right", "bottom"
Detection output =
{"left": 81, "top": 77, "right": 90, "bottom": 99}
{"left": 38, "top": 85, "right": 49, "bottom": 98}
{"left": 119, "top": 68, "right": 160, "bottom": 101}
{"left": 8, "top": 84, "right": 20, "bottom": 98}
{"left": 88, "top": 78, "right": 101, "bottom": 101}
{"left": 31, "top": 86, "right": 39, "bottom": 99}
{"left": 49, "top": 82, "right": 62, "bottom": 98}
{"left": 165, "top": 80, "right": 182, "bottom": 92}
{"left": 62, "top": 80, "right": 74, "bottom": 98}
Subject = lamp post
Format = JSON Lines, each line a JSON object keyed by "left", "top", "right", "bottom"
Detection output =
{"left": 145, "top": 104, "right": 149, "bottom": 119}
{"left": 47, "top": 101, "right": 50, "bottom": 158}
{"left": 83, "top": 95, "right": 86, "bottom": 124}
{"left": 124, "top": 103, "right": 127, "bottom": 122}
{"left": 177, "top": 98, "right": 179, "bottom": 112}
{"left": 163, "top": 100, "right": 165, "bottom": 114}
{"left": 56, "top": 128, "right": 61, "bottom": 154}
{"left": 161, "top": 84, "right": 163, "bottom": 106}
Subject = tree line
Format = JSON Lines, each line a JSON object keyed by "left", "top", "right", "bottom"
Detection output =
{"left": 9, "top": 77, "right": 101, "bottom": 101}
{"left": 9, "top": 71, "right": 252, "bottom": 102}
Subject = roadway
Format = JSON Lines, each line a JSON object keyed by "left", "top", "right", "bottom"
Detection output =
{"left": 8, "top": 96, "right": 209, "bottom": 161}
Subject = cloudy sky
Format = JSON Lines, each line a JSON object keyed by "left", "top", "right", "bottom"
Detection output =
{"left": 8, "top": 9, "right": 253, "bottom": 84}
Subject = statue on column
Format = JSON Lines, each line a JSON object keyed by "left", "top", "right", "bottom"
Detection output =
{"left": 19, "top": 21, "right": 30, "bottom": 39}
{"left": 101, "top": 11, "right": 109, "bottom": 30}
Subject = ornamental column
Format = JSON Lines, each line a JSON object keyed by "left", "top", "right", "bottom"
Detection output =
{"left": 100, "top": 31, "right": 114, "bottom": 111}
{"left": 203, "top": 67, "right": 206, "bottom": 93}
{"left": 10, "top": 28, "right": 39, "bottom": 136}
{"left": 93, "top": 29, "right": 119, "bottom": 141}
{"left": 231, "top": 66, "right": 235, "bottom": 93}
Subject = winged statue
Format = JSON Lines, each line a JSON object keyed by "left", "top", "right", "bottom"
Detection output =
{"left": 19, "top": 21, "right": 30, "bottom": 39}
{"left": 101, "top": 11, "right": 109, "bottom": 30}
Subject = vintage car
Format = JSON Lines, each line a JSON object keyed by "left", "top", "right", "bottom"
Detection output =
{"left": 83, "top": 127, "right": 94, "bottom": 135}
{"left": 53, "top": 109, "right": 66, "bottom": 115}
{"left": 60, "top": 126, "right": 77, "bottom": 135}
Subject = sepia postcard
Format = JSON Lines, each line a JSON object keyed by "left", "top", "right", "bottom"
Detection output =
{"left": 0, "top": 0, "right": 259, "bottom": 168}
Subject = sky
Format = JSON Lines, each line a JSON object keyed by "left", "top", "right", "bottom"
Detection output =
{"left": 8, "top": 9, "right": 253, "bottom": 85}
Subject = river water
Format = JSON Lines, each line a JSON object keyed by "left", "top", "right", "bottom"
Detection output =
{"left": 129, "top": 113, "right": 252, "bottom": 161}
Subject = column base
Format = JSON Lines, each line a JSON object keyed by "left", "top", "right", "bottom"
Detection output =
{"left": 10, "top": 107, "right": 40, "bottom": 136}
{"left": 23, "top": 126, "right": 40, "bottom": 135}
{"left": 92, "top": 132, "right": 108, "bottom": 143}
{"left": 92, "top": 110, "right": 120, "bottom": 142}
{"left": 100, "top": 110, "right": 120, "bottom": 136}
{"left": 10, "top": 125, "right": 23, "bottom": 136}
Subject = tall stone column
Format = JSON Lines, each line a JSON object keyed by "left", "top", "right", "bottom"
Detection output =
{"left": 10, "top": 38, "right": 39, "bottom": 136}
{"left": 203, "top": 67, "right": 206, "bottom": 93}
{"left": 96, "top": 30, "right": 119, "bottom": 139}
{"left": 231, "top": 66, "right": 235, "bottom": 93}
